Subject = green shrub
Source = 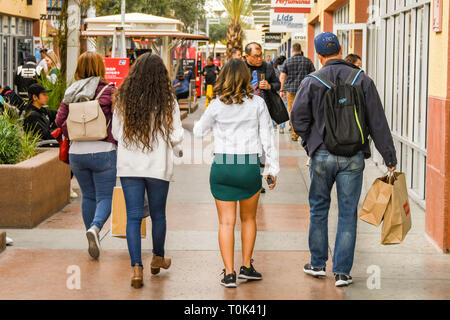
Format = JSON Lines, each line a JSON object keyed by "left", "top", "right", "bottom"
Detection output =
{"left": 38, "top": 70, "right": 66, "bottom": 111}
{"left": 0, "top": 105, "right": 40, "bottom": 165}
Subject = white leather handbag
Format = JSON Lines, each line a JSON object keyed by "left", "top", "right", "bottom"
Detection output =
{"left": 66, "top": 84, "right": 111, "bottom": 141}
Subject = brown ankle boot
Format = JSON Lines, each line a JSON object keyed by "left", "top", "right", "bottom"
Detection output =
{"left": 150, "top": 254, "right": 171, "bottom": 275}
{"left": 131, "top": 264, "right": 143, "bottom": 289}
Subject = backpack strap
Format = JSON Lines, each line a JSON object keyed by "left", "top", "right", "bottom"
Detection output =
{"left": 346, "top": 69, "right": 364, "bottom": 86}
{"left": 95, "top": 83, "right": 111, "bottom": 100}
{"left": 306, "top": 71, "right": 336, "bottom": 89}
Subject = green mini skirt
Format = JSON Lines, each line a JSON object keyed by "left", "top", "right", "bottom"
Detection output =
{"left": 210, "top": 154, "right": 262, "bottom": 201}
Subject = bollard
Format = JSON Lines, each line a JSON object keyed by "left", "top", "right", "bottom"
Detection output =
{"left": 205, "top": 84, "right": 213, "bottom": 110}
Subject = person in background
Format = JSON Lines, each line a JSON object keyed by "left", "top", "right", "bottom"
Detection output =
{"left": 279, "top": 43, "right": 315, "bottom": 141}
{"left": 56, "top": 51, "right": 117, "bottom": 261}
{"left": 22, "top": 84, "right": 57, "bottom": 141}
{"left": 291, "top": 32, "right": 397, "bottom": 287}
{"left": 202, "top": 56, "right": 220, "bottom": 92}
{"left": 106, "top": 47, "right": 112, "bottom": 58}
{"left": 14, "top": 55, "right": 44, "bottom": 99}
{"left": 273, "top": 55, "right": 288, "bottom": 134}
{"left": 45, "top": 50, "right": 61, "bottom": 84}
{"left": 172, "top": 69, "right": 192, "bottom": 101}
{"left": 112, "top": 53, "right": 184, "bottom": 289}
{"left": 245, "top": 42, "right": 281, "bottom": 194}
{"left": 193, "top": 59, "right": 279, "bottom": 288}
{"left": 38, "top": 48, "right": 49, "bottom": 73}
{"left": 0, "top": 84, "right": 25, "bottom": 114}
{"left": 265, "top": 55, "right": 272, "bottom": 65}
{"left": 230, "top": 48, "right": 242, "bottom": 60}
{"left": 345, "top": 54, "right": 362, "bottom": 69}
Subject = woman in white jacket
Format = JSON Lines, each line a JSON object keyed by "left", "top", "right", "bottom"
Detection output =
{"left": 112, "top": 53, "right": 184, "bottom": 289}
{"left": 193, "top": 59, "right": 280, "bottom": 288}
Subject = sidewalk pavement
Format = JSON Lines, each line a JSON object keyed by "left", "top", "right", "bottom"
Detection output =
{"left": 0, "top": 98, "right": 449, "bottom": 300}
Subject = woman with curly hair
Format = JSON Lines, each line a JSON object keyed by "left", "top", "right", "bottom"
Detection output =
{"left": 193, "top": 59, "right": 279, "bottom": 288}
{"left": 112, "top": 53, "right": 184, "bottom": 289}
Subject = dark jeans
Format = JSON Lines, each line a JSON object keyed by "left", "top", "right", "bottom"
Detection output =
{"left": 120, "top": 177, "right": 170, "bottom": 268}
{"left": 308, "top": 150, "right": 365, "bottom": 275}
{"left": 69, "top": 151, "right": 117, "bottom": 231}
{"left": 176, "top": 91, "right": 189, "bottom": 100}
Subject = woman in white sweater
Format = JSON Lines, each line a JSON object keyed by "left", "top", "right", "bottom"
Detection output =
{"left": 112, "top": 53, "right": 184, "bottom": 289}
{"left": 193, "top": 59, "right": 280, "bottom": 288}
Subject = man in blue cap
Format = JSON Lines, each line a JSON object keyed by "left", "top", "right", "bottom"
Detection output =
{"left": 291, "top": 32, "right": 397, "bottom": 287}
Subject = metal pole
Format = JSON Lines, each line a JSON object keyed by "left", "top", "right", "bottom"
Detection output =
{"left": 86, "top": 3, "right": 96, "bottom": 52}
{"left": 120, "top": 0, "right": 126, "bottom": 58}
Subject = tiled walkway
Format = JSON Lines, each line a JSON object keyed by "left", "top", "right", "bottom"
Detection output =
{"left": 1, "top": 100, "right": 449, "bottom": 300}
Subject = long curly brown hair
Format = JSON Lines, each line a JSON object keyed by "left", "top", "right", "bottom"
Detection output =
{"left": 114, "top": 53, "right": 175, "bottom": 152}
{"left": 212, "top": 59, "right": 254, "bottom": 105}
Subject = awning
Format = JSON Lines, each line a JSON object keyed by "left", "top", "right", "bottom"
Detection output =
{"left": 81, "top": 30, "right": 209, "bottom": 41}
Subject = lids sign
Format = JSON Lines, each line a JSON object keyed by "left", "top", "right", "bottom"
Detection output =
{"left": 270, "top": 11, "right": 306, "bottom": 33}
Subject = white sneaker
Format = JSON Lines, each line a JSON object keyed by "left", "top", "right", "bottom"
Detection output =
{"left": 70, "top": 188, "right": 78, "bottom": 199}
{"left": 86, "top": 226, "right": 101, "bottom": 259}
{"left": 6, "top": 236, "right": 13, "bottom": 246}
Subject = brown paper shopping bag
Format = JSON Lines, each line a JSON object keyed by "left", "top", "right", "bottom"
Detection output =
{"left": 359, "top": 176, "right": 393, "bottom": 226}
{"left": 111, "top": 186, "right": 146, "bottom": 238}
{"left": 381, "top": 172, "right": 412, "bottom": 245}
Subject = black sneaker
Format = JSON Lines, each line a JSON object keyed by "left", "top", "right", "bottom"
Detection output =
{"left": 238, "top": 259, "right": 262, "bottom": 280}
{"left": 220, "top": 270, "right": 237, "bottom": 288}
{"left": 335, "top": 274, "right": 353, "bottom": 287}
{"left": 303, "top": 263, "right": 326, "bottom": 278}
{"left": 261, "top": 187, "right": 266, "bottom": 194}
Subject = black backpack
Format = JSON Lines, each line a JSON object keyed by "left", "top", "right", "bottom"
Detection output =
{"left": 307, "top": 69, "right": 368, "bottom": 157}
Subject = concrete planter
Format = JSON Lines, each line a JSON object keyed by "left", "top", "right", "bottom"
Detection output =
{"left": 0, "top": 148, "right": 71, "bottom": 228}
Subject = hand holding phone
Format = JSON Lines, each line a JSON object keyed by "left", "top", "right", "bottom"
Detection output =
{"left": 266, "top": 175, "right": 277, "bottom": 190}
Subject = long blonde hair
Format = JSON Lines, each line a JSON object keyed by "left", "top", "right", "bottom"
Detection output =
{"left": 45, "top": 50, "right": 61, "bottom": 71}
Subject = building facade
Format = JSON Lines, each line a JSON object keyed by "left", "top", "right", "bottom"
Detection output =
{"left": 306, "top": 0, "right": 450, "bottom": 252}
{"left": 0, "top": 0, "right": 47, "bottom": 88}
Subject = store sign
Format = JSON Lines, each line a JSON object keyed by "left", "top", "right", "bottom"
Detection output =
{"left": 271, "top": 0, "right": 313, "bottom": 13}
{"left": 181, "top": 59, "right": 196, "bottom": 73}
{"left": 270, "top": 11, "right": 306, "bottom": 33}
{"left": 265, "top": 33, "right": 282, "bottom": 44}
{"left": 103, "top": 58, "right": 130, "bottom": 87}
{"left": 292, "top": 32, "right": 306, "bottom": 41}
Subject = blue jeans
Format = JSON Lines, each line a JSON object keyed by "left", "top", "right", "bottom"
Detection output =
{"left": 69, "top": 151, "right": 117, "bottom": 231}
{"left": 308, "top": 150, "right": 365, "bottom": 275}
{"left": 120, "top": 177, "right": 170, "bottom": 268}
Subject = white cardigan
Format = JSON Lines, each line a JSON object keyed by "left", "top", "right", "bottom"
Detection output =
{"left": 112, "top": 102, "right": 184, "bottom": 182}
{"left": 193, "top": 95, "right": 280, "bottom": 177}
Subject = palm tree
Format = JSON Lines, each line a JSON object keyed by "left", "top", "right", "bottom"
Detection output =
{"left": 221, "top": 0, "right": 252, "bottom": 59}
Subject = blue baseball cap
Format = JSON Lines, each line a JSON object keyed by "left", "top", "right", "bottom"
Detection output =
{"left": 314, "top": 32, "right": 341, "bottom": 56}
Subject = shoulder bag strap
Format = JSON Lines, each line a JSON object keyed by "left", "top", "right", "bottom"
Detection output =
{"left": 95, "top": 83, "right": 111, "bottom": 100}
{"left": 345, "top": 69, "right": 364, "bottom": 86}
{"left": 306, "top": 71, "right": 336, "bottom": 89}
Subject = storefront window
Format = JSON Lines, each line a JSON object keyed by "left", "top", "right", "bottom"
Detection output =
{"left": 3, "top": 37, "right": 8, "bottom": 85}
{"left": 3, "top": 16, "right": 9, "bottom": 34}
{"left": 18, "top": 18, "right": 25, "bottom": 36}
{"left": 10, "top": 17, "right": 16, "bottom": 35}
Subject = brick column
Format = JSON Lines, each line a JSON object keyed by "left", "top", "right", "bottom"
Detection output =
{"left": 426, "top": 0, "right": 450, "bottom": 252}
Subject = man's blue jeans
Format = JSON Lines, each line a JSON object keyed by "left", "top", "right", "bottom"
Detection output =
{"left": 120, "top": 177, "right": 170, "bottom": 268}
{"left": 69, "top": 151, "right": 117, "bottom": 231}
{"left": 308, "top": 150, "right": 365, "bottom": 275}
